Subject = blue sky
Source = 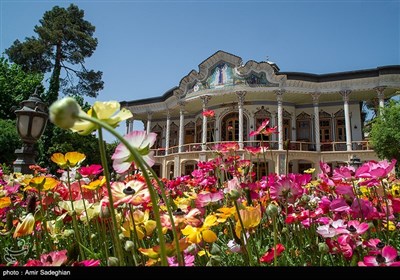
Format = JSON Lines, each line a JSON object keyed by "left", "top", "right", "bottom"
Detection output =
{"left": 1, "top": 0, "right": 399, "bottom": 142}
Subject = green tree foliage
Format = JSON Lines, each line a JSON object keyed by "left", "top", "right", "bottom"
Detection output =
{"left": 6, "top": 4, "right": 106, "bottom": 170}
{"left": 5, "top": 4, "right": 103, "bottom": 104}
{"left": 0, "top": 57, "right": 43, "bottom": 120}
{"left": 0, "top": 119, "right": 22, "bottom": 167}
{"left": 369, "top": 100, "right": 400, "bottom": 171}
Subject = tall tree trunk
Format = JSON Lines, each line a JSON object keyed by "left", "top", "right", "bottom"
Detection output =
{"left": 38, "top": 43, "right": 62, "bottom": 168}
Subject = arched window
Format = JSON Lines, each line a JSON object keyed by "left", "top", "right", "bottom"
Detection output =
{"left": 282, "top": 109, "right": 291, "bottom": 141}
{"left": 334, "top": 109, "right": 346, "bottom": 141}
{"left": 151, "top": 124, "right": 163, "bottom": 148}
{"left": 296, "top": 112, "right": 311, "bottom": 141}
{"left": 221, "top": 112, "right": 247, "bottom": 142}
{"left": 169, "top": 122, "right": 179, "bottom": 147}
{"left": 254, "top": 106, "right": 271, "bottom": 141}
{"left": 184, "top": 121, "right": 195, "bottom": 144}
{"left": 319, "top": 110, "right": 332, "bottom": 142}
{"left": 196, "top": 118, "right": 202, "bottom": 143}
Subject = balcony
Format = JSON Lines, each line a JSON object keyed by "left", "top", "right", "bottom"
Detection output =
{"left": 151, "top": 140, "right": 373, "bottom": 156}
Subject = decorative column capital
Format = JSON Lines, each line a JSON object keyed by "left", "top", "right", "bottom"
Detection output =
{"left": 147, "top": 111, "right": 153, "bottom": 120}
{"left": 236, "top": 91, "right": 246, "bottom": 105}
{"left": 339, "top": 90, "right": 352, "bottom": 102}
{"left": 166, "top": 110, "right": 171, "bottom": 118}
{"left": 274, "top": 89, "right": 285, "bottom": 102}
{"left": 374, "top": 86, "right": 386, "bottom": 93}
{"left": 200, "top": 95, "right": 211, "bottom": 109}
{"left": 311, "top": 92, "right": 321, "bottom": 105}
{"left": 374, "top": 86, "right": 386, "bottom": 99}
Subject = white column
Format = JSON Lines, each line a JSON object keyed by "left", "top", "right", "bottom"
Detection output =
{"left": 275, "top": 89, "right": 285, "bottom": 150}
{"left": 178, "top": 102, "right": 185, "bottom": 153}
{"left": 375, "top": 86, "right": 386, "bottom": 115}
{"left": 201, "top": 95, "right": 211, "bottom": 151}
{"left": 291, "top": 113, "right": 296, "bottom": 142}
{"left": 237, "top": 91, "right": 246, "bottom": 149}
{"left": 312, "top": 92, "right": 321, "bottom": 152}
{"left": 130, "top": 119, "right": 135, "bottom": 133}
{"left": 165, "top": 111, "right": 171, "bottom": 155}
{"left": 130, "top": 119, "right": 134, "bottom": 133}
{"left": 146, "top": 112, "right": 152, "bottom": 135}
{"left": 340, "top": 90, "right": 352, "bottom": 151}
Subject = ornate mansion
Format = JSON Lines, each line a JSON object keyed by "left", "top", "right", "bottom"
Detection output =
{"left": 120, "top": 51, "right": 400, "bottom": 179}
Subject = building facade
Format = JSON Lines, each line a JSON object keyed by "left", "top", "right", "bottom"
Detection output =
{"left": 121, "top": 51, "right": 400, "bottom": 179}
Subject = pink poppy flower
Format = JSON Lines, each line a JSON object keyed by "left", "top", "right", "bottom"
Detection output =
{"left": 249, "top": 118, "right": 278, "bottom": 137}
{"left": 79, "top": 164, "right": 103, "bottom": 177}
{"left": 112, "top": 130, "right": 157, "bottom": 174}
{"left": 355, "top": 159, "right": 397, "bottom": 179}
{"left": 195, "top": 191, "right": 224, "bottom": 208}
{"left": 72, "top": 259, "right": 101, "bottom": 266}
{"left": 358, "top": 246, "right": 400, "bottom": 266}
{"left": 40, "top": 250, "right": 68, "bottom": 266}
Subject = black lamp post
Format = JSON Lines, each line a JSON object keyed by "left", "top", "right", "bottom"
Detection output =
{"left": 13, "top": 88, "right": 48, "bottom": 174}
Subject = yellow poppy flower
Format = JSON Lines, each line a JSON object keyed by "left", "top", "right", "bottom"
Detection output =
{"left": 216, "top": 206, "right": 236, "bottom": 223}
{"left": 181, "top": 214, "right": 218, "bottom": 244}
{"left": 235, "top": 205, "right": 262, "bottom": 238}
{"left": 138, "top": 247, "right": 159, "bottom": 259}
{"left": 390, "top": 184, "right": 400, "bottom": 198}
{"left": 13, "top": 213, "right": 35, "bottom": 238}
{"left": 304, "top": 168, "right": 315, "bottom": 174}
{"left": 51, "top": 152, "right": 86, "bottom": 169}
{"left": 383, "top": 221, "right": 396, "bottom": 231}
{"left": 24, "top": 176, "right": 59, "bottom": 192}
{"left": 0, "top": 197, "right": 11, "bottom": 209}
{"left": 79, "top": 202, "right": 100, "bottom": 223}
{"left": 70, "top": 101, "right": 132, "bottom": 136}
{"left": 82, "top": 177, "right": 106, "bottom": 191}
{"left": 122, "top": 209, "right": 156, "bottom": 239}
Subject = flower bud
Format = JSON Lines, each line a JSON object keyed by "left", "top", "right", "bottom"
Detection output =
{"left": 49, "top": 97, "right": 81, "bottom": 129}
{"left": 99, "top": 205, "right": 111, "bottom": 219}
{"left": 63, "top": 229, "right": 74, "bottom": 237}
{"left": 318, "top": 242, "right": 329, "bottom": 253}
{"left": 228, "top": 189, "right": 241, "bottom": 200}
{"left": 266, "top": 204, "right": 278, "bottom": 218}
{"left": 107, "top": 257, "right": 119, "bottom": 266}
{"left": 124, "top": 240, "right": 135, "bottom": 252}
{"left": 300, "top": 194, "right": 310, "bottom": 204}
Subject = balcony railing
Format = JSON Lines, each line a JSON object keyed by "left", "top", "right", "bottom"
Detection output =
{"left": 151, "top": 140, "right": 373, "bottom": 156}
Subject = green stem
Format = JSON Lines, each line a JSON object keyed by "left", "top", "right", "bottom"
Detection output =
{"left": 272, "top": 216, "right": 278, "bottom": 266}
{"left": 66, "top": 169, "right": 85, "bottom": 260}
{"left": 351, "top": 180, "right": 364, "bottom": 221}
{"left": 380, "top": 179, "right": 391, "bottom": 244}
{"left": 78, "top": 113, "right": 168, "bottom": 266}
{"left": 77, "top": 179, "right": 94, "bottom": 251}
{"left": 233, "top": 200, "right": 255, "bottom": 266}
{"left": 97, "top": 127, "right": 125, "bottom": 265}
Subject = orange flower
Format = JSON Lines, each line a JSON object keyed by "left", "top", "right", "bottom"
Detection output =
{"left": 0, "top": 197, "right": 11, "bottom": 209}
